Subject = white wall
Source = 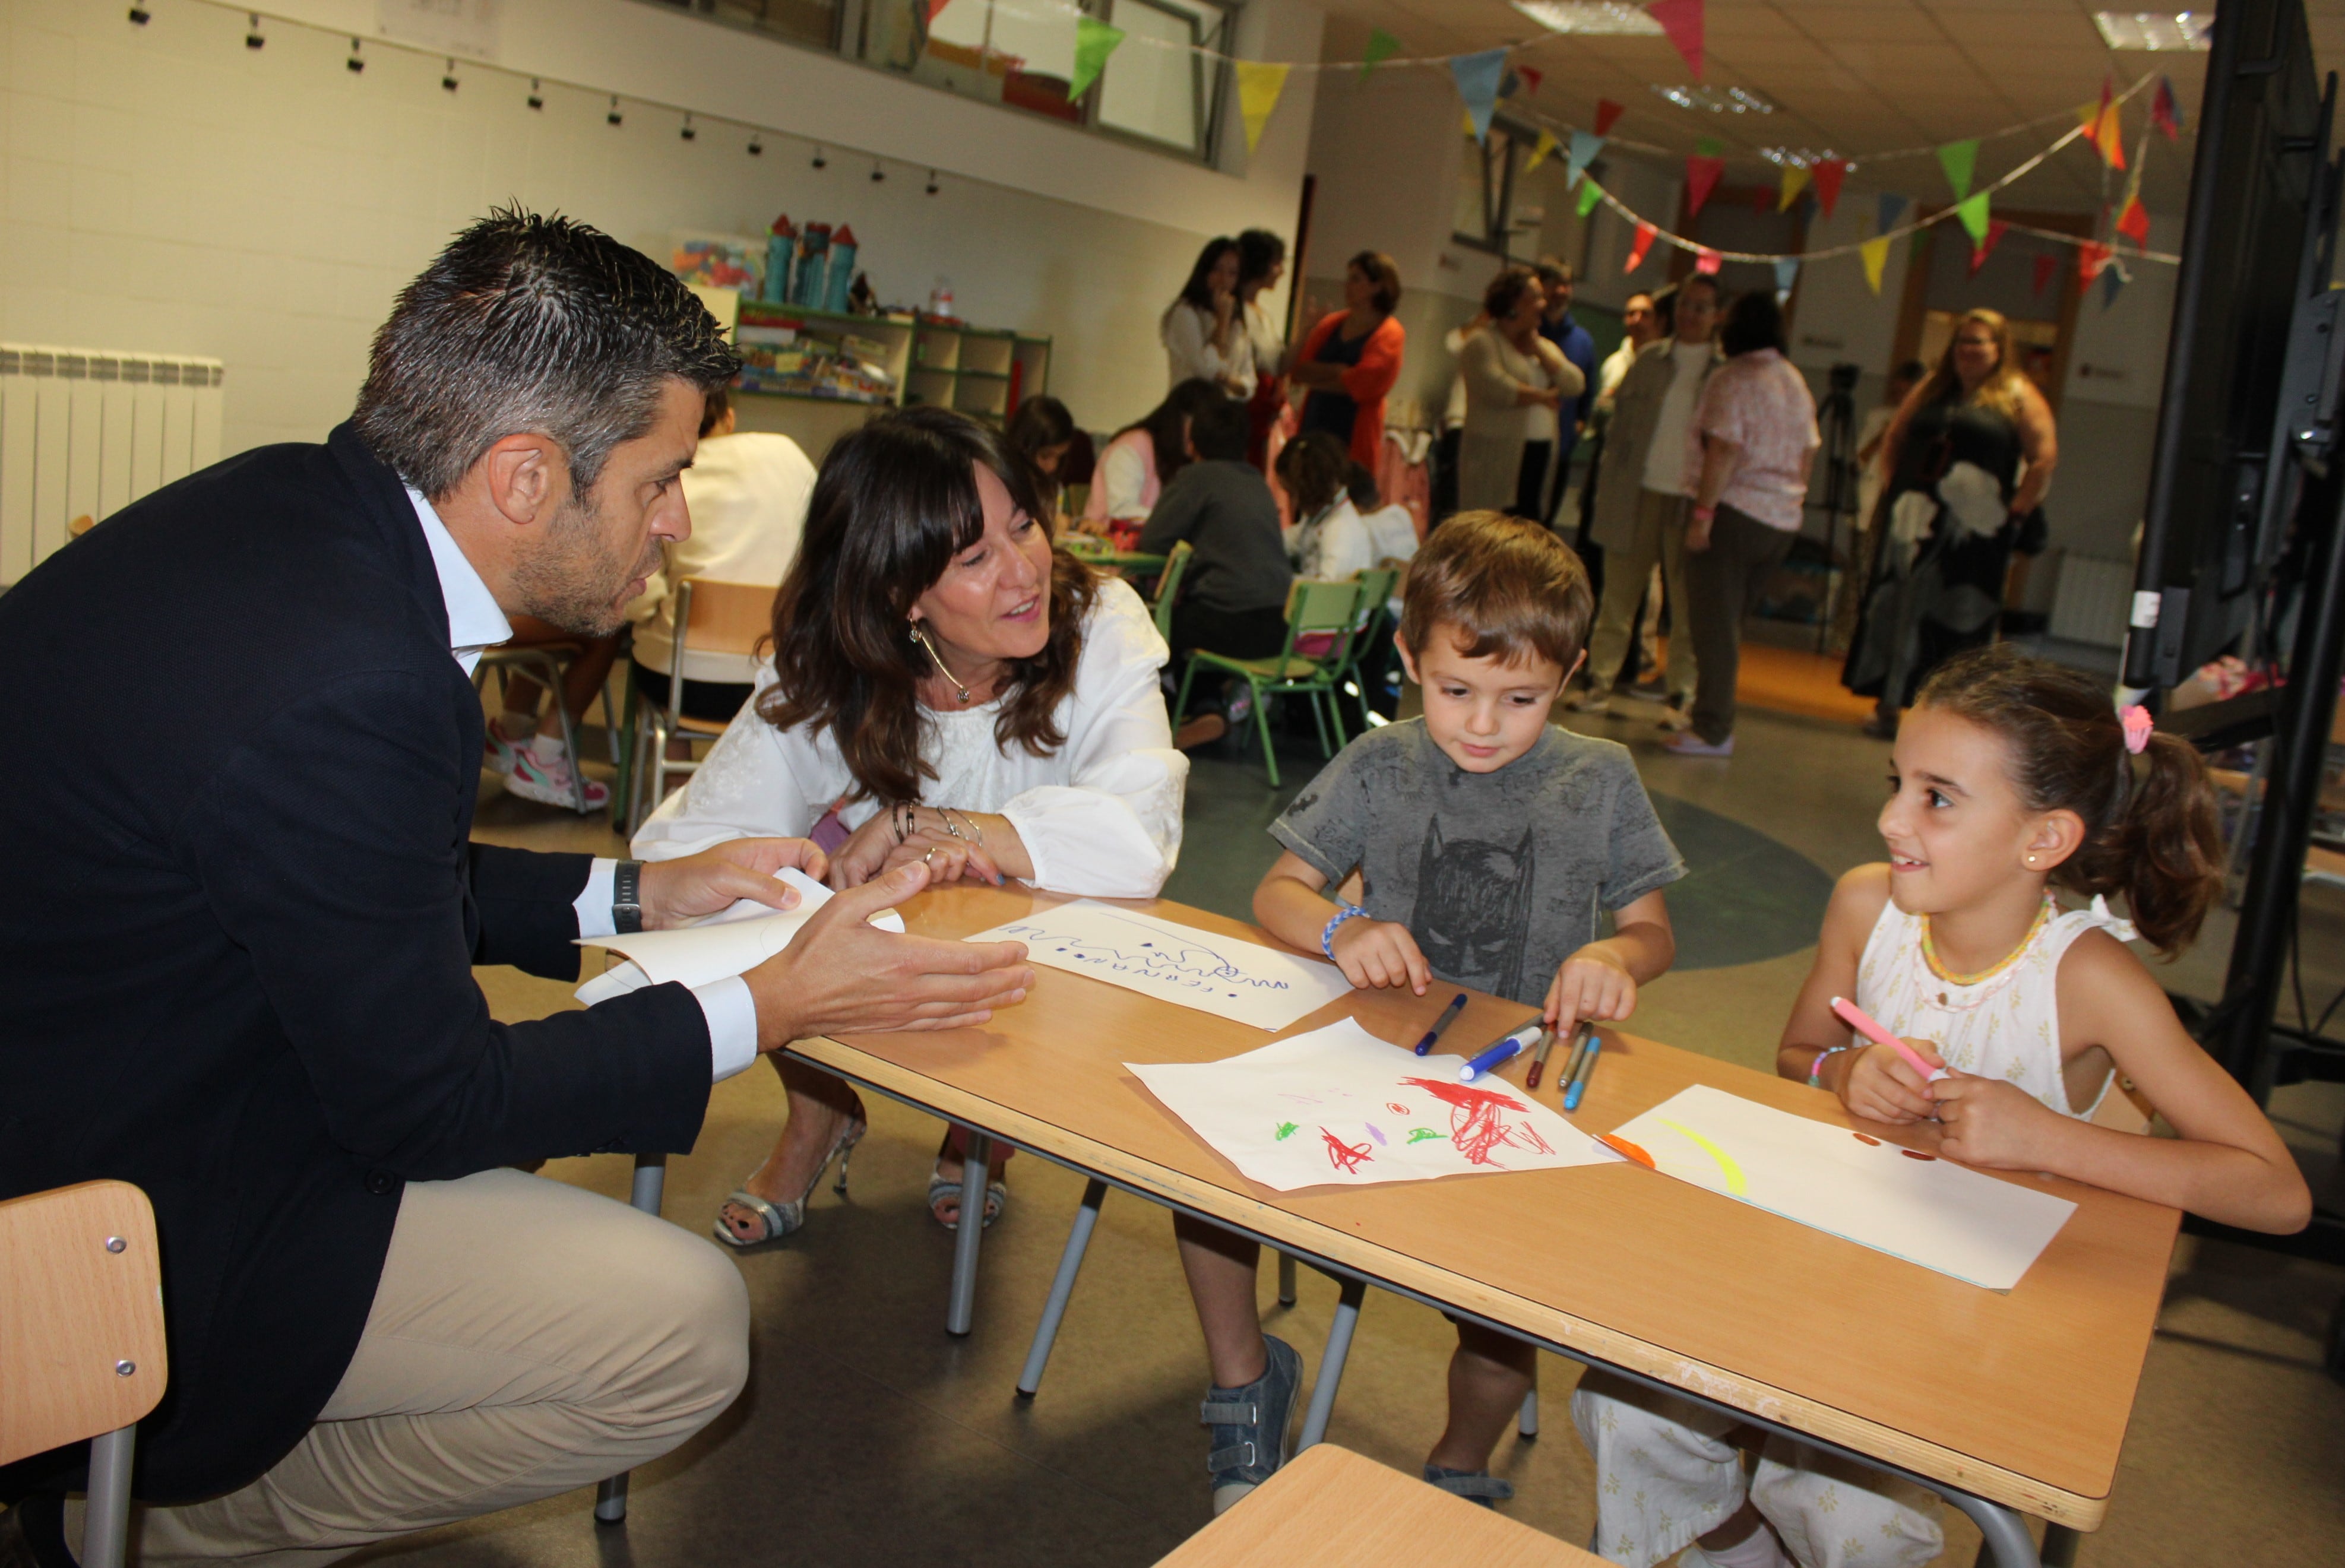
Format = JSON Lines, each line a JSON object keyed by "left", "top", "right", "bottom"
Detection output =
{"left": 2, "top": 0, "right": 1323, "bottom": 455}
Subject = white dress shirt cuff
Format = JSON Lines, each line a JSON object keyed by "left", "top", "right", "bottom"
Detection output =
{"left": 694, "top": 976, "right": 761, "bottom": 1082}
{"left": 574, "top": 858, "right": 619, "bottom": 939}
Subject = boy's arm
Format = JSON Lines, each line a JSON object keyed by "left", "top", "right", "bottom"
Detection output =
{"left": 1547, "top": 889, "right": 1673, "bottom": 1032}
{"left": 1254, "top": 850, "right": 1429, "bottom": 994}
{"left": 1135, "top": 474, "right": 1203, "bottom": 553}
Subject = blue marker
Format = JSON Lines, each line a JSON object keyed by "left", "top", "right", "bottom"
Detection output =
{"left": 1458, "top": 1015, "right": 1545, "bottom": 1082}
{"left": 1412, "top": 992, "right": 1470, "bottom": 1056}
{"left": 1563, "top": 1038, "right": 1603, "bottom": 1111}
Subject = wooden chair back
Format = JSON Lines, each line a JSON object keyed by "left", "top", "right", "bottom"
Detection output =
{"left": 0, "top": 1181, "right": 167, "bottom": 1465}
{"left": 674, "top": 578, "right": 774, "bottom": 660}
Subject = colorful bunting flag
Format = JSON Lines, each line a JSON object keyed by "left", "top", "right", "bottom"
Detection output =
{"left": 1069, "top": 17, "right": 1124, "bottom": 99}
{"left": 1860, "top": 236, "right": 1890, "bottom": 294}
{"left": 1967, "top": 220, "right": 2009, "bottom": 277}
{"left": 1779, "top": 164, "right": 1812, "bottom": 212}
{"left": 1773, "top": 256, "right": 1800, "bottom": 300}
{"left": 1566, "top": 131, "right": 1605, "bottom": 187}
{"left": 1877, "top": 192, "right": 1907, "bottom": 235}
{"left": 1518, "top": 66, "right": 1544, "bottom": 97}
{"left": 2033, "top": 253, "right": 2060, "bottom": 297}
{"left": 1451, "top": 48, "right": 1508, "bottom": 143}
{"left": 2077, "top": 240, "right": 2113, "bottom": 283}
{"left": 1694, "top": 248, "right": 1723, "bottom": 275}
{"left": 2102, "top": 261, "right": 2128, "bottom": 309}
{"left": 1360, "top": 27, "right": 1400, "bottom": 80}
{"left": 1937, "top": 140, "right": 1979, "bottom": 200}
{"left": 1235, "top": 62, "right": 1289, "bottom": 154}
{"left": 1686, "top": 137, "right": 1725, "bottom": 218}
{"left": 2080, "top": 80, "right": 2126, "bottom": 169}
{"left": 2115, "top": 195, "right": 2150, "bottom": 245}
{"left": 1524, "top": 129, "right": 1559, "bottom": 173}
{"left": 1594, "top": 99, "right": 1625, "bottom": 137}
{"left": 925, "top": 0, "right": 953, "bottom": 21}
{"left": 1752, "top": 183, "right": 1774, "bottom": 215}
{"left": 1625, "top": 221, "right": 1658, "bottom": 273}
{"left": 1954, "top": 191, "right": 1991, "bottom": 245}
{"left": 1576, "top": 177, "right": 1605, "bottom": 218}
{"left": 2152, "top": 76, "right": 2184, "bottom": 141}
{"left": 1812, "top": 158, "right": 1848, "bottom": 220}
{"left": 1650, "top": 0, "right": 1705, "bottom": 81}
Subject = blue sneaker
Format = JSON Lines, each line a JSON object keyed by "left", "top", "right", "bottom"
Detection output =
{"left": 1200, "top": 1334, "right": 1302, "bottom": 1516}
{"left": 1422, "top": 1464, "right": 1515, "bottom": 1509}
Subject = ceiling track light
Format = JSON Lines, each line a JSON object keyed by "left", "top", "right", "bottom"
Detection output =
{"left": 441, "top": 58, "right": 458, "bottom": 93}
{"left": 811, "top": 145, "right": 827, "bottom": 169}
{"left": 127, "top": 6, "right": 150, "bottom": 24}
{"left": 245, "top": 13, "right": 263, "bottom": 49}
{"left": 925, "top": 169, "right": 940, "bottom": 195}
{"left": 748, "top": 134, "right": 764, "bottom": 156}
{"left": 607, "top": 96, "right": 624, "bottom": 127}
{"left": 347, "top": 39, "right": 364, "bottom": 74}
{"left": 527, "top": 78, "right": 544, "bottom": 110}
{"left": 681, "top": 114, "right": 696, "bottom": 142}
{"left": 870, "top": 159, "right": 885, "bottom": 183}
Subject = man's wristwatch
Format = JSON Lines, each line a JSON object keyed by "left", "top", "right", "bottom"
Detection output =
{"left": 612, "top": 860, "right": 644, "bottom": 935}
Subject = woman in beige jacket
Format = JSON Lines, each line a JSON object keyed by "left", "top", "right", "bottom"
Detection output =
{"left": 1456, "top": 265, "right": 1583, "bottom": 517}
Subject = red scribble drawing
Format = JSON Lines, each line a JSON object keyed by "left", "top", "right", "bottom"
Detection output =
{"left": 1387, "top": 1101, "right": 1412, "bottom": 1115}
{"left": 1320, "top": 1126, "right": 1374, "bottom": 1174}
{"left": 1400, "top": 1078, "right": 1558, "bottom": 1168}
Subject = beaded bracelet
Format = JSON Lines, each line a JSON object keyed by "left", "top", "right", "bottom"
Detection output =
{"left": 1808, "top": 1045, "right": 1850, "bottom": 1088}
{"left": 1321, "top": 904, "right": 1370, "bottom": 961}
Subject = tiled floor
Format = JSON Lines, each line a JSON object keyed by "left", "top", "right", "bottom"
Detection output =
{"left": 391, "top": 660, "right": 2345, "bottom": 1567}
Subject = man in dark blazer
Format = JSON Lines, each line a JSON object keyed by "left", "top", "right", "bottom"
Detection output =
{"left": 0, "top": 211, "right": 1031, "bottom": 1565}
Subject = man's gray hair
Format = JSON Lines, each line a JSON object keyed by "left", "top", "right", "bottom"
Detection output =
{"left": 353, "top": 207, "right": 740, "bottom": 500}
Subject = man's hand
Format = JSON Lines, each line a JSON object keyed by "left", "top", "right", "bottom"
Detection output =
{"left": 1685, "top": 511, "right": 1715, "bottom": 553}
{"left": 1330, "top": 916, "right": 1431, "bottom": 994}
{"left": 1837, "top": 1038, "right": 1943, "bottom": 1124}
{"left": 638, "top": 838, "right": 825, "bottom": 929}
{"left": 738, "top": 860, "right": 1033, "bottom": 1049}
{"left": 1933, "top": 1071, "right": 2055, "bottom": 1169}
{"left": 1546, "top": 945, "right": 1637, "bottom": 1033}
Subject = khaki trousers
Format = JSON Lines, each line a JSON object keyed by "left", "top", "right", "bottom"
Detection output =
{"left": 78, "top": 1168, "right": 749, "bottom": 1567}
{"left": 1586, "top": 488, "right": 1697, "bottom": 699}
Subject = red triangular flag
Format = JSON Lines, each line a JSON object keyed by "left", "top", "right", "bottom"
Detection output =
{"left": 1694, "top": 248, "right": 1723, "bottom": 275}
{"left": 1753, "top": 183, "right": 1774, "bottom": 215}
{"left": 1625, "top": 221, "right": 1658, "bottom": 273}
{"left": 2033, "top": 253, "right": 2059, "bottom": 296}
{"left": 1649, "top": 0, "right": 1705, "bottom": 81}
{"left": 2151, "top": 77, "right": 2183, "bottom": 142}
{"left": 2116, "top": 197, "right": 2150, "bottom": 245}
{"left": 1593, "top": 98, "right": 1625, "bottom": 137}
{"left": 2077, "top": 241, "right": 2113, "bottom": 283}
{"left": 1967, "top": 220, "right": 2009, "bottom": 278}
{"left": 925, "top": 0, "right": 952, "bottom": 21}
{"left": 1517, "top": 67, "right": 1543, "bottom": 97}
{"left": 1685, "top": 155, "right": 1725, "bottom": 218}
{"left": 1812, "top": 158, "right": 1847, "bottom": 220}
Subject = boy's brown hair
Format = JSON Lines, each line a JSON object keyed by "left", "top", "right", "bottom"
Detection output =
{"left": 1398, "top": 510, "right": 1593, "bottom": 670}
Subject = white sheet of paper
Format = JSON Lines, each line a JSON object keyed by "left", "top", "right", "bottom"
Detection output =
{"left": 574, "top": 866, "right": 905, "bottom": 1004}
{"left": 1128, "top": 1018, "right": 1619, "bottom": 1191}
{"left": 1604, "top": 1084, "right": 2077, "bottom": 1291}
{"left": 965, "top": 899, "right": 1354, "bottom": 1031}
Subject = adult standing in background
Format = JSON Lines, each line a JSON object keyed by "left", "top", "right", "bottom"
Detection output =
{"left": 1843, "top": 309, "right": 2058, "bottom": 739}
{"left": 1570, "top": 274, "right": 1721, "bottom": 724}
{"left": 1534, "top": 258, "right": 1599, "bottom": 524}
{"left": 1580, "top": 289, "right": 1666, "bottom": 692}
{"left": 1289, "top": 251, "right": 1406, "bottom": 469}
{"left": 1595, "top": 291, "right": 1661, "bottom": 413}
{"left": 1457, "top": 264, "right": 1581, "bottom": 517}
{"left": 1666, "top": 292, "right": 1819, "bottom": 759}
{"left": 1162, "top": 237, "right": 1252, "bottom": 398}
{"left": 1236, "top": 229, "right": 1290, "bottom": 467}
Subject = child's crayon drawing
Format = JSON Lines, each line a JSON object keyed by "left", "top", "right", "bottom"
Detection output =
{"left": 969, "top": 901, "right": 1352, "bottom": 1030}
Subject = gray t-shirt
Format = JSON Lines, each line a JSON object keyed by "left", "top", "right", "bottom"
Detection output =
{"left": 1270, "top": 721, "right": 1685, "bottom": 1008}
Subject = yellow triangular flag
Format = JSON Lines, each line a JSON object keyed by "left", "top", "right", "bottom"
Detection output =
{"left": 1860, "top": 235, "right": 1890, "bottom": 295}
{"left": 1779, "top": 165, "right": 1812, "bottom": 211}
{"left": 1524, "top": 129, "right": 1559, "bottom": 173}
{"left": 1463, "top": 108, "right": 1479, "bottom": 137}
{"left": 1235, "top": 62, "right": 1290, "bottom": 154}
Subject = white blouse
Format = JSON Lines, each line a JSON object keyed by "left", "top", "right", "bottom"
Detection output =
{"left": 632, "top": 579, "right": 1186, "bottom": 899}
{"left": 1163, "top": 302, "right": 1254, "bottom": 398}
{"left": 1286, "top": 495, "right": 1375, "bottom": 582}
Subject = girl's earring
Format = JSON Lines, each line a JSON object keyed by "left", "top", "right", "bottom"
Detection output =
{"left": 2025, "top": 854, "right": 2039, "bottom": 867}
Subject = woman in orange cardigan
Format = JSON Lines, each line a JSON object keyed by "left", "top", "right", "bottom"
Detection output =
{"left": 1286, "top": 251, "right": 1406, "bottom": 469}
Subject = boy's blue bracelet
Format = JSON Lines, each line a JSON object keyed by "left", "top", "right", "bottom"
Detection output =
{"left": 1321, "top": 904, "right": 1370, "bottom": 961}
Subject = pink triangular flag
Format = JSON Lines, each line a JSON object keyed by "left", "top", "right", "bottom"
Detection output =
{"left": 1649, "top": 0, "right": 1704, "bottom": 81}
{"left": 1685, "top": 155, "right": 1724, "bottom": 218}
{"left": 1967, "top": 220, "right": 2009, "bottom": 277}
{"left": 2033, "top": 253, "right": 2059, "bottom": 296}
{"left": 1694, "top": 248, "right": 1723, "bottom": 275}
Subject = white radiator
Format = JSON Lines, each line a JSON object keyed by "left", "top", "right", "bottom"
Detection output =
{"left": 0, "top": 344, "right": 225, "bottom": 587}
{"left": 2047, "top": 552, "right": 2135, "bottom": 648}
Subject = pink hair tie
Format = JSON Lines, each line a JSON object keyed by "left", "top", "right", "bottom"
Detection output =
{"left": 2119, "top": 704, "right": 2154, "bottom": 755}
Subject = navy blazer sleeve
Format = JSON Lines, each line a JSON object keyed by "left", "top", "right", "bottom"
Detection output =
{"left": 183, "top": 666, "right": 711, "bottom": 1177}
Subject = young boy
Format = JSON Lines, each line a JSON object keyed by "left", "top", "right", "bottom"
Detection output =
{"left": 1174, "top": 511, "right": 1685, "bottom": 1515}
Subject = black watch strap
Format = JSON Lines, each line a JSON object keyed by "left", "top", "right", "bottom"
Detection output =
{"left": 612, "top": 860, "right": 644, "bottom": 935}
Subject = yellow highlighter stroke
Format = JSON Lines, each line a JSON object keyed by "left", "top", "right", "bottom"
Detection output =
{"left": 1657, "top": 1119, "right": 1748, "bottom": 1196}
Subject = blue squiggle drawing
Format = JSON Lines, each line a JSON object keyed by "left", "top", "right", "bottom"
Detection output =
{"left": 1000, "top": 914, "right": 1296, "bottom": 993}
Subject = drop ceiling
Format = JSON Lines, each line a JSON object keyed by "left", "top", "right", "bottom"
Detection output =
{"left": 1313, "top": 1, "right": 2345, "bottom": 215}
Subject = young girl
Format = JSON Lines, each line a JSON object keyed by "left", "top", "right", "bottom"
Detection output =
{"left": 1572, "top": 645, "right": 2310, "bottom": 1568}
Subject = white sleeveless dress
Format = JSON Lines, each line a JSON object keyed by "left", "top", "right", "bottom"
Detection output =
{"left": 1852, "top": 891, "right": 2138, "bottom": 1117}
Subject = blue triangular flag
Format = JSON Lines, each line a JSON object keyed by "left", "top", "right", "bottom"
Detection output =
{"left": 1567, "top": 130, "right": 1606, "bottom": 188}
{"left": 2102, "top": 261, "right": 2127, "bottom": 309}
{"left": 1877, "top": 192, "right": 1907, "bottom": 234}
{"left": 1451, "top": 48, "right": 1508, "bottom": 143}
{"left": 1773, "top": 257, "right": 1800, "bottom": 300}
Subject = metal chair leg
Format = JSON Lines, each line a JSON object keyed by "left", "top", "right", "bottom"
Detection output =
{"left": 593, "top": 1155, "right": 669, "bottom": 1525}
{"left": 1518, "top": 1385, "right": 1539, "bottom": 1439}
{"left": 1254, "top": 680, "right": 1281, "bottom": 787}
{"left": 81, "top": 1427, "right": 135, "bottom": 1568}
{"left": 946, "top": 1131, "right": 992, "bottom": 1336}
{"left": 1017, "top": 1178, "right": 1106, "bottom": 1396}
{"left": 1295, "top": 1275, "right": 1368, "bottom": 1451}
{"left": 1277, "top": 1252, "right": 1297, "bottom": 1306}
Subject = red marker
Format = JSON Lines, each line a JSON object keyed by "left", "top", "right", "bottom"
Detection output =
{"left": 1829, "top": 996, "right": 1948, "bottom": 1083}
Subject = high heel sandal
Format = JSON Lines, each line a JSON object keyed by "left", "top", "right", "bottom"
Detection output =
{"left": 926, "top": 1161, "right": 1008, "bottom": 1232}
{"left": 714, "top": 1111, "right": 866, "bottom": 1249}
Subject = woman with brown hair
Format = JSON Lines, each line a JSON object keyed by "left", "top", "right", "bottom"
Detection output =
{"left": 635, "top": 407, "right": 1187, "bottom": 1244}
{"left": 1287, "top": 250, "right": 1406, "bottom": 468}
{"left": 1844, "top": 308, "right": 2058, "bottom": 738}
{"left": 1456, "top": 263, "right": 1580, "bottom": 517}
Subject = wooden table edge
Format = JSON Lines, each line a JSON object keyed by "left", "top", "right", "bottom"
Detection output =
{"left": 789, "top": 1034, "right": 2113, "bottom": 1531}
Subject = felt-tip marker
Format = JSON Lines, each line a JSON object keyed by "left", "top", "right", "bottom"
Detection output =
{"left": 1534, "top": 1020, "right": 1590, "bottom": 1092}
{"left": 1829, "top": 995, "right": 1947, "bottom": 1082}
{"left": 1523, "top": 1026, "right": 1559, "bottom": 1089}
{"left": 1458, "top": 1015, "right": 1545, "bottom": 1082}
{"left": 1411, "top": 992, "right": 1470, "bottom": 1056}
{"left": 1562, "top": 1037, "right": 1602, "bottom": 1111}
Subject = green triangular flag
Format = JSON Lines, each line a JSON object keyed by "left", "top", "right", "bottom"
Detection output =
{"left": 1954, "top": 190, "right": 1990, "bottom": 245}
{"left": 1576, "top": 178, "right": 1605, "bottom": 218}
{"left": 1695, "top": 135, "right": 1724, "bottom": 159}
{"left": 1360, "top": 27, "right": 1400, "bottom": 79}
{"left": 1069, "top": 18, "right": 1124, "bottom": 100}
{"left": 1937, "top": 139, "right": 1979, "bottom": 199}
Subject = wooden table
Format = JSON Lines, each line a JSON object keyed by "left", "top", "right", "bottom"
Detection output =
{"left": 789, "top": 886, "right": 2181, "bottom": 1566}
{"left": 1151, "top": 1444, "right": 1604, "bottom": 1568}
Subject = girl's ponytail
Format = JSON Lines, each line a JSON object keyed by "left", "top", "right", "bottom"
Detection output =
{"left": 1915, "top": 647, "right": 2225, "bottom": 956}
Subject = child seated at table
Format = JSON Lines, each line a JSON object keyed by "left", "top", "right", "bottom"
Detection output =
{"left": 1175, "top": 511, "right": 1685, "bottom": 1517}
{"left": 1571, "top": 646, "right": 2310, "bottom": 1568}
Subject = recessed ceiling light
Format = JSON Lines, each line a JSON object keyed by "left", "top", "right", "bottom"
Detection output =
{"left": 1759, "top": 147, "right": 1855, "bottom": 173}
{"left": 1653, "top": 84, "right": 1775, "bottom": 115}
{"left": 1512, "top": 1, "right": 1662, "bottom": 34}
{"left": 2092, "top": 12, "right": 2214, "bottom": 52}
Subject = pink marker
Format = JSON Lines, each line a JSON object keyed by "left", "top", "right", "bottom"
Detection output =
{"left": 1829, "top": 995, "right": 1948, "bottom": 1083}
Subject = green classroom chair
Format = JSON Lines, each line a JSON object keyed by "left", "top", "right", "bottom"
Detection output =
{"left": 1175, "top": 576, "right": 1363, "bottom": 788}
{"left": 1333, "top": 565, "right": 1400, "bottom": 731}
{"left": 1149, "top": 540, "right": 1195, "bottom": 643}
